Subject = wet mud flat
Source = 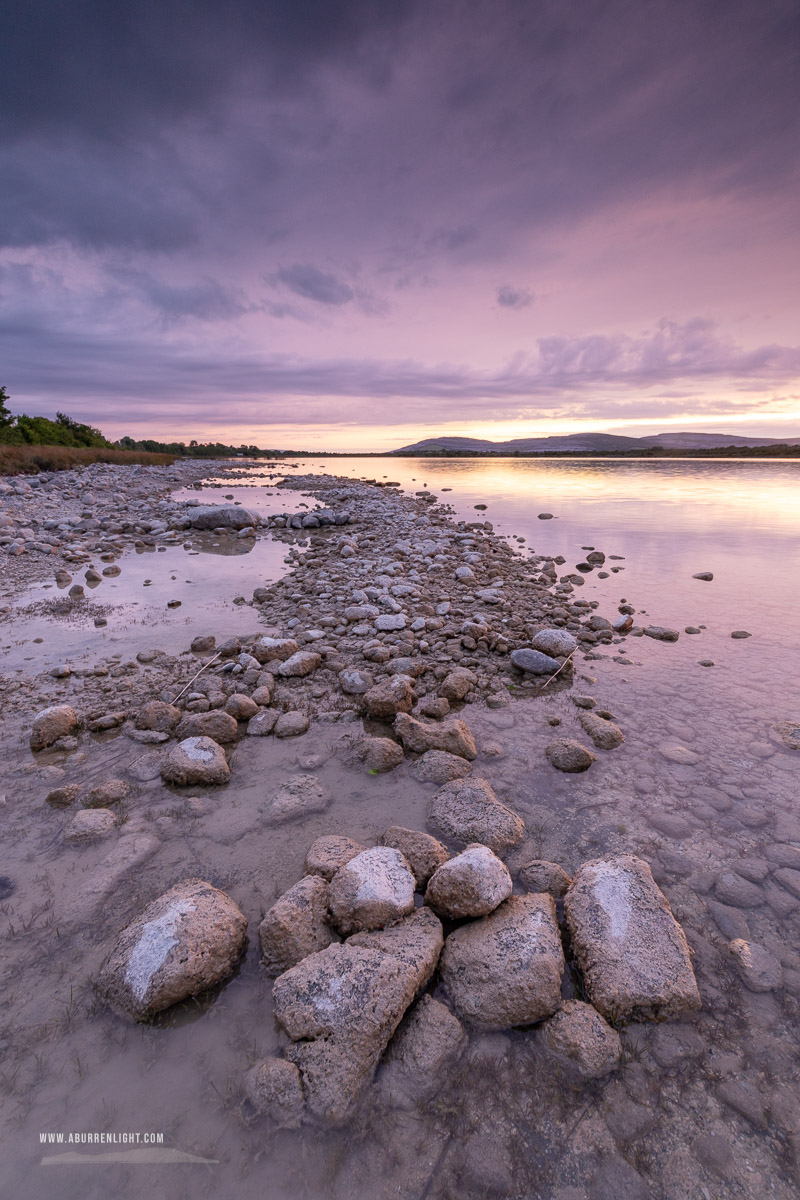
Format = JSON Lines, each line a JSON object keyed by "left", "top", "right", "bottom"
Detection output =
{"left": 1, "top": 463, "right": 799, "bottom": 1199}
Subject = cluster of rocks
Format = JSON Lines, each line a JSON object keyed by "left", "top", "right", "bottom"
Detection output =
{"left": 96, "top": 837, "right": 701, "bottom": 1130}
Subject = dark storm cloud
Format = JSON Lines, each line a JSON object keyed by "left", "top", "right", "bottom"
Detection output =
{"left": 497, "top": 286, "right": 534, "bottom": 310}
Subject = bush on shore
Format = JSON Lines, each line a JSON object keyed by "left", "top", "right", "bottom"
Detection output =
{"left": 0, "top": 444, "right": 176, "bottom": 476}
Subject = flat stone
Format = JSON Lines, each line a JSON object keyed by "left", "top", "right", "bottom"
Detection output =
{"left": 428, "top": 776, "right": 525, "bottom": 854}
{"left": 658, "top": 742, "right": 700, "bottom": 766}
{"left": 394, "top": 712, "right": 477, "bottom": 760}
{"left": 175, "top": 710, "right": 238, "bottom": 745}
{"left": 510, "top": 648, "right": 561, "bottom": 675}
{"left": 440, "top": 894, "right": 564, "bottom": 1029}
{"left": 251, "top": 636, "right": 299, "bottom": 664}
{"left": 243, "top": 1058, "right": 305, "bottom": 1128}
{"left": 425, "top": 844, "right": 512, "bottom": 919}
{"left": 327, "top": 847, "right": 416, "bottom": 934}
{"left": 540, "top": 999, "right": 622, "bottom": 1081}
{"left": 259, "top": 875, "right": 339, "bottom": 975}
{"left": 375, "top": 614, "right": 407, "bottom": 632}
{"left": 260, "top": 774, "right": 330, "bottom": 824}
{"left": 564, "top": 855, "right": 701, "bottom": 1023}
{"left": 379, "top": 827, "right": 450, "bottom": 888}
{"left": 546, "top": 739, "right": 596, "bottom": 772}
{"left": 161, "top": 737, "right": 230, "bottom": 786}
{"left": 97, "top": 879, "right": 247, "bottom": 1020}
{"left": 347, "top": 908, "right": 444, "bottom": 996}
{"left": 305, "top": 835, "right": 367, "bottom": 881}
{"left": 410, "top": 749, "right": 472, "bottom": 783}
{"left": 773, "top": 867, "right": 800, "bottom": 899}
{"left": 714, "top": 872, "right": 765, "bottom": 907}
{"left": 708, "top": 900, "right": 750, "bottom": 941}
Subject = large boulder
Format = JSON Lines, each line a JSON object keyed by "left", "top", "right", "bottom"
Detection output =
{"left": 380, "top": 995, "right": 466, "bottom": 1109}
{"left": 363, "top": 676, "right": 414, "bottom": 719}
{"left": 425, "top": 845, "right": 512, "bottom": 919}
{"left": 30, "top": 704, "right": 79, "bottom": 750}
{"left": 347, "top": 907, "right": 444, "bottom": 995}
{"left": 259, "top": 876, "right": 339, "bottom": 975}
{"left": 539, "top": 1000, "right": 622, "bottom": 1081}
{"left": 394, "top": 713, "right": 477, "bottom": 760}
{"left": 428, "top": 777, "right": 525, "bottom": 854}
{"left": 440, "top": 894, "right": 564, "bottom": 1029}
{"left": 188, "top": 504, "right": 259, "bottom": 530}
{"left": 563, "top": 855, "right": 701, "bottom": 1022}
{"left": 327, "top": 847, "right": 416, "bottom": 934}
{"left": 273, "top": 943, "right": 420, "bottom": 1126}
{"left": 97, "top": 879, "right": 247, "bottom": 1020}
{"left": 379, "top": 827, "right": 450, "bottom": 889}
{"left": 175, "top": 710, "right": 238, "bottom": 745}
{"left": 304, "top": 835, "right": 366, "bottom": 881}
{"left": 161, "top": 737, "right": 231, "bottom": 786}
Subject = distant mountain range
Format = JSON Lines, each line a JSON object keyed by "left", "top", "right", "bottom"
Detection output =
{"left": 392, "top": 431, "right": 800, "bottom": 454}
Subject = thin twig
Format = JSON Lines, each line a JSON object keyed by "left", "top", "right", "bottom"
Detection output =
{"left": 173, "top": 652, "right": 222, "bottom": 703}
{"left": 539, "top": 648, "right": 577, "bottom": 691}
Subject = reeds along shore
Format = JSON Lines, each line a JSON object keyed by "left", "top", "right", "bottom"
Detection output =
{"left": 0, "top": 445, "right": 176, "bottom": 475}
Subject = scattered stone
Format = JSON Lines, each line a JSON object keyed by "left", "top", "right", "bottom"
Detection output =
{"left": 531, "top": 628, "right": 578, "bottom": 657}
{"left": 658, "top": 742, "right": 699, "bottom": 766}
{"left": 363, "top": 676, "right": 414, "bottom": 718}
{"left": 252, "top": 636, "right": 299, "bottom": 663}
{"left": 770, "top": 721, "right": 800, "bottom": 751}
{"left": 261, "top": 775, "right": 330, "bottom": 824}
{"left": 247, "top": 709, "right": 279, "bottom": 736}
{"left": 438, "top": 668, "right": 476, "bottom": 702}
{"left": 379, "top": 827, "right": 450, "bottom": 889}
{"left": 714, "top": 871, "right": 765, "bottom": 908}
{"left": 225, "top": 693, "right": 259, "bottom": 720}
{"left": 63, "top": 808, "right": 117, "bottom": 843}
{"left": 338, "top": 667, "right": 374, "bottom": 695}
{"left": 259, "top": 876, "right": 339, "bottom": 975}
{"left": 394, "top": 712, "right": 477, "bottom": 760}
{"left": 175, "top": 710, "right": 238, "bottom": 745}
{"left": 728, "top": 939, "right": 784, "bottom": 992}
{"left": 278, "top": 651, "right": 322, "bottom": 678}
{"left": 360, "top": 737, "right": 404, "bottom": 772}
{"left": 578, "top": 711, "right": 624, "bottom": 750}
{"left": 731, "top": 630, "right": 752, "bottom": 639}
{"left": 274, "top": 711, "right": 310, "bottom": 737}
{"left": 425, "top": 844, "right": 512, "bottom": 919}
{"left": 510, "top": 647, "right": 561, "bottom": 675}
{"left": 380, "top": 995, "right": 466, "bottom": 1109}
{"left": 410, "top": 749, "right": 472, "bottom": 783}
{"left": 348, "top": 908, "right": 443, "bottom": 995}
{"left": 305, "top": 835, "right": 366, "bottom": 881}
{"left": 643, "top": 626, "right": 679, "bottom": 642}
{"left": 243, "top": 1058, "right": 305, "bottom": 1128}
{"left": 46, "top": 783, "right": 82, "bottom": 809}
{"left": 161, "top": 737, "right": 231, "bottom": 786}
{"left": 135, "top": 701, "right": 180, "bottom": 732}
{"left": 519, "top": 860, "right": 572, "bottom": 898}
{"left": 564, "top": 855, "right": 701, "bottom": 1022}
{"left": 97, "top": 879, "right": 247, "bottom": 1020}
{"left": 546, "top": 739, "right": 596, "bottom": 772}
{"left": 440, "top": 895, "right": 564, "bottom": 1029}
{"left": 773, "top": 867, "right": 800, "bottom": 899}
{"left": 540, "top": 999, "right": 622, "bottom": 1081}
{"left": 83, "top": 779, "right": 130, "bottom": 807}
{"left": 190, "top": 635, "right": 216, "bottom": 653}
{"left": 189, "top": 504, "right": 259, "bottom": 530}
{"left": 30, "top": 704, "right": 79, "bottom": 750}
{"left": 692, "top": 572, "right": 714, "bottom": 581}
{"left": 327, "top": 847, "right": 416, "bottom": 934}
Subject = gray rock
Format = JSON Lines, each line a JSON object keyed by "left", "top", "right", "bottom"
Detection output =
{"left": 410, "top": 749, "right": 472, "bottom": 783}
{"left": 375, "top": 614, "right": 407, "bottom": 632}
{"left": 728, "top": 939, "right": 783, "bottom": 992}
{"left": 328, "top": 847, "right": 416, "bottom": 934}
{"left": 440, "top": 894, "right": 564, "bottom": 1029}
{"left": 578, "top": 711, "right": 624, "bottom": 750}
{"left": 243, "top": 1058, "right": 305, "bottom": 1128}
{"left": 428, "top": 776, "right": 525, "bottom": 854}
{"left": 278, "top": 651, "right": 321, "bottom": 678}
{"left": 770, "top": 721, "right": 800, "bottom": 751}
{"left": 394, "top": 712, "right": 477, "bottom": 760}
{"left": 305, "top": 835, "right": 367, "bottom": 881}
{"left": 644, "top": 625, "right": 680, "bottom": 642}
{"left": 546, "top": 738, "right": 596, "bottom": 772}
{"left": 259, "top": 876, "right": 339, "bottom": 975}
{"left": 338, "top": 668, "right": 374, "bottom": 695}
{"left": 189, "top": 505, "right": 259, "bottom": 530}
{"left": 363, "top": 676, "right": 414, "bottom": 718}
{"left": 31, "top": 704, "right": 79, "bottom": 750}
{"left": 274, "top": 711, "right": 309, "bottom": 737}
{"left": 379, "top": 827, "right": 450, "bottom": 888}
{"left": 519, "top": 860, "right": 572, "bottom": 898}
{"left": 380, "top": 995, "right": 466, "bottom": 1109}
{"left": 161, "top": 737, "right": 231, "bottom": 786}
{"left": 175, "top": 710, "right": 238, "bottom": 745}
{"left": 273, "top": 942, "right": 420, "bottom": 1125}
{"left": 97, "top": 879, "right": 247, "bottom": 1020}
{"left": 531, "top": 628, "right": 578, "bottom": 657}
{"left": 425, "top": 844, "right": 512, "bottom": 919}
{"left": 539, "top": 999, "right": 622, "bottom": 1081}
{"left": 510, "top": 647, "right": 561, "bottom": 675}
{"left": 563, "top": 855, "right": 701, "bottom": 1022}
{"left": 261, "top": 774, "right": 329, "bottom": 824}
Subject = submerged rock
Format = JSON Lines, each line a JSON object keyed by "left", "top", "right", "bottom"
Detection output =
{"left": 425, "top": 844, "right": 512, "bottom": 919}
{"left": 440, "top": 894, "right": 564, "bottom": 1029}
{"left": 260, "top": 775, "right": 329, "bottom": 824}
{"left": 359, "top": 737, "right": 404, "bottom": 772}
{"left": 63, "top": 808, "right": 117, "bottom": 843}
{"left": 728, "top": 939, "right": 784, "bottom": 992}
{"left": 539, "top": 999, "right": 621, "bottom": 1081}
{"left": 161, "top": 736, "right": 231, "bottom": 786}
{"left": 578, "top": 711, "right": 625, "bottom": 750}
{"left": 394, "top": 713, "right": 477, "bottom": 760}
{"left": 259, "top": 875, "right": 338, "bottom": 975}
{"left": 327, "top": 847, "right": 416, "bottom": 934}
{"left": 545, "top": 738, "right": 596, "bottom": 772}
{"left": 97, "top": 879, "right": 247, "bottom": 1020}
{"left": 563, "top": 855, "right": 701, "bottom": 1023}
{"left": 243, "top": 1058, "right": 305, "bottom": 1128}
{"left": 428, "top": 777, "right": 525, "bottom": 854}
{"left": 380, "top": 995, "right": 467, "bottom": 1109}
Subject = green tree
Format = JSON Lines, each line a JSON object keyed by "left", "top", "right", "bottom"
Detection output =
{"left": 0, "top": 385, "right": 15, "bottom": 431}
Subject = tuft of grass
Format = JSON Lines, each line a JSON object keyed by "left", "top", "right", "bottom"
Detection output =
{"left": 0, "top": 444, "right": 176, "bottom": 476}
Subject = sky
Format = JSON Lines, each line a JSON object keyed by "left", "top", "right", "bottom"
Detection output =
{"left": 1, "top": 0, "right": 799, "bottom": 451}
